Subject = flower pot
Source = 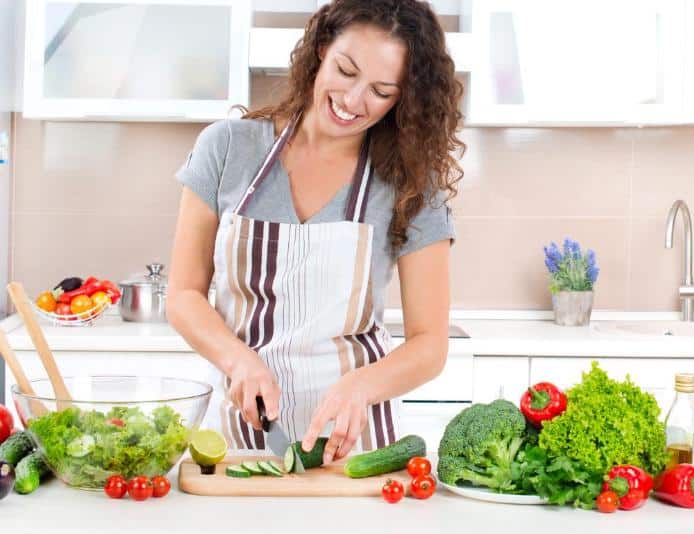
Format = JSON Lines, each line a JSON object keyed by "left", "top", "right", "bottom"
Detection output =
{"left": 551, "top": 291, "right": 593, "bottom": 326}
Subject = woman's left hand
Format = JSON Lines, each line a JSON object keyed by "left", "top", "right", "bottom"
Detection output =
{"left": 301, "top": 372, "right": 369, "bottom": 464}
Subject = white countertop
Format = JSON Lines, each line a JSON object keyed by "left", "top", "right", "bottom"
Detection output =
{"left": 1, "top": 309, "right": 693, "bottom": 357}
{"left": 3, "top": 477, "right": 691, "bottom": 534}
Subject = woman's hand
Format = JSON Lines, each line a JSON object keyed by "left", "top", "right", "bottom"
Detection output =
{"left": 302, "top": 372, "right": 369, "bottom": 464}
{"left": 225, "top": 350, "right": 281, "bottom": 431}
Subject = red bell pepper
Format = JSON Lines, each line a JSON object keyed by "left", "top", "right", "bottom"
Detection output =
{"left": 57, "top": 278, "right": 101, "bottom": 304}
{"left": 57, "top": 278, "right": 121, "bottom": 305}
{"left": 603, "top": 465, "right": 653, "bottom": 510}
{"left": 519, "top": 382, "right": 567, "bottom": 428}
{"left": 654, "top": 464, "right": 694, "bottom": 508}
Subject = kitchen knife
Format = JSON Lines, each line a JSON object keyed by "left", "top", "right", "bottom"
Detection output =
{"left": 256, "top": 396, "right": 305, "bottom": 473}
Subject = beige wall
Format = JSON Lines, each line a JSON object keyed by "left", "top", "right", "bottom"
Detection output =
{"left": 6, "top": 81, "right": 694, "bottom": 313}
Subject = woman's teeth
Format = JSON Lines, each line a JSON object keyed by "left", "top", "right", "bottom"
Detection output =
{"left": 330, "top": 98, "right": 358, "bottom": 121}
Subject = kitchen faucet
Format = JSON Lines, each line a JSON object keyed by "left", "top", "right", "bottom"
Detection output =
{"left": 665, "top": 200, "right": 694, "bottom": 321}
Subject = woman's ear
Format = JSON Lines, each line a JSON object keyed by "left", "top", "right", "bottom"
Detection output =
{"left": 318, "top": 44, "right": 326, "bottom": 61}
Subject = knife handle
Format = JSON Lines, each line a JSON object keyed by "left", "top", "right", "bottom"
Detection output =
{"left": 255, "top": 396, "right": 270, "bottom": 432}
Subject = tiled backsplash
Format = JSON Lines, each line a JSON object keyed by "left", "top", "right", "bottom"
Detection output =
{"left": 6, "top": 80, "right": 694, "bottom": 313}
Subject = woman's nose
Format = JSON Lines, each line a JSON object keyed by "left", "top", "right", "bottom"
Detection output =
{"left": 343, "top": 84, "right": 366, "bottom": 114}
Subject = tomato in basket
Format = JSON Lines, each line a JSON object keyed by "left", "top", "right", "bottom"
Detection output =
{"left": 55, "top": 302, "right": 72, "bottom": 316}
{"left": 70, "top": 295, "right": 94, "bottom": 316}
{"left": 36, "top": 292, "right": 57, "bottom": 313}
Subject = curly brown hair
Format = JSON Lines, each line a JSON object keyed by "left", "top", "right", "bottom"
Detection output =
{"left": 244, "top": 0, "right": 465, "bottom": 254}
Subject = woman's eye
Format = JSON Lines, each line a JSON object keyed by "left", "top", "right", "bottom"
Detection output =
{"left": 373, "top": 89, "right": 391, "bottom": 99}
{"left": 337, "top": 65, "right": 356, "bottom": 77}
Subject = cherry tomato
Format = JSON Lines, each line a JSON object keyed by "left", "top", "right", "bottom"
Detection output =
{"left": 151, "top": 475, "right": 171, "bottom": 498}
{"left": 406, "top": 457, "right": 431, "bottom": 478}
{"left": 70, "top": 295, "right": 94, "bottom": 316}
{"left": 127, "top": 476, "right": 153, "bottom": 501}
{"left": 382, "top": 478, "right": 404, "bottom": 504}
{"left": 36, "top": 292, "right": 57, "bottom": 313}
{"left": 0, "top": 405, "right": 13, "bottom": 444}
{"left": 107, "top": 418, "right": 125, "bottom": 427}
{"left": 55, "top": 302, "right": 72, "bottom": 316}
{"left": 596, "top": 490, "right": 620, "bottom": 513}
{"left": 410, "top": 474, "right": 436, "bottom": 500}
{"left": 104, "top": 474, "right": 128, "bottom": 499}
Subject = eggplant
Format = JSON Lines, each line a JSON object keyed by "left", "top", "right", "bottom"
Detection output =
{"left": 53, "top": 277, "right": 83, "bottom": 292}
{"left": 0, "top": 461, "right": 14, "bottom": 499}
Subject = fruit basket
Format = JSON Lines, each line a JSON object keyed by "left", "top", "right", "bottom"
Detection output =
{"left": 33, "top": 276, "right": 121, "bottom": 327}
{"left": 32, "top": 300, "right": 111, "bottom": 327}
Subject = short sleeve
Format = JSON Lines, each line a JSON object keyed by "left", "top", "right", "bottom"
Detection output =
{"left": 397, "top": 189, "right": 456, "bottom": 258}
{"left": 175, "top": 120, "right": 231, "bottom": 215}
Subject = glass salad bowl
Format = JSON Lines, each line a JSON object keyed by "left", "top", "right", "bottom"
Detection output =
{"left": 12, "top": 376, "right": 212, "bottom": 490}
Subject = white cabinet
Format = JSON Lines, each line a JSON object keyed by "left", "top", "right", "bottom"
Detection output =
{"left": 472, "top": 356, "right": 530, "bottom": 404}
{"left": 467, "top": 0, "right": 686, "bottom": 126}
{"left": 684, "top": 1, "right": 694, "bottom": 120}
{"left": 398, "top": 401, "right": 468, "bottom": 455}
{"left": 23, "top": 0, "right": 251, "bottom": 121}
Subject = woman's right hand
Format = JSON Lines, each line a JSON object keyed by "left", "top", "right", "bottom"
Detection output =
{"left": 225, "top": 349, "right": 281, "bottom": 431}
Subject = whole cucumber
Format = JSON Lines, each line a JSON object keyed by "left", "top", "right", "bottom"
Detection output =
{"left": 0, "top": 431, "right": 35, "bottom": 467}
{"left": 14, "top": 451, "right": 51, "bottom": 495}
{"left": 344, "top": 435, "right": 426, "bottom": 478}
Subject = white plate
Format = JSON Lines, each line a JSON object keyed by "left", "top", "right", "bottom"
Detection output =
{"left": 440, "top": 482, "right": 548, "bottom": 505}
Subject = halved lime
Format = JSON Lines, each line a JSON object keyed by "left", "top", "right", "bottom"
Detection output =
{"left": 189, "top": 429, "right": 228, "bottom": 466}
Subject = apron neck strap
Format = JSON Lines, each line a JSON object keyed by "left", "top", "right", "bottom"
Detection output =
{"left": 344, "top": 134, "right": 373, "bottom": 223}
{"left": 233, "top": 111, "right": 301, "bottom": 216}
{"left": 234, "top": 111, "right": 374, "bottom": 223}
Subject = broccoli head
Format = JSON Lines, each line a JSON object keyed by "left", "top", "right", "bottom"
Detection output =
{"left": 437, "top": 399, "right": 528, "bottom": 492}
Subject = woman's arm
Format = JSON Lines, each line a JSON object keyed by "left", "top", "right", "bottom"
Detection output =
{"left": 166, "top": 187, "right": 280, "bottom": 427}
{"left": 357, "top": 238, "right": 450, "bottom": 402}
{"left": 303, "top": 239, "right": 450, "bottom": 461}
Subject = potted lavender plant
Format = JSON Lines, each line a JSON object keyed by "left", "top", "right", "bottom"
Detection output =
{"left": 543, "top": 238, "right": 600, "bottom": 326}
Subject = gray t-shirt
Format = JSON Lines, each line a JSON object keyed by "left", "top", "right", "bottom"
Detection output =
{"left": 175, "top": 118, "right": 455, "bottom": 324}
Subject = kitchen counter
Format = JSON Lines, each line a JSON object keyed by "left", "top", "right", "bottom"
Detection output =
{"left": 1, "top": 309, "right": 692, "bottom": 357}
{"left": 3, "top": 477, "right": 691, "bottom": 534}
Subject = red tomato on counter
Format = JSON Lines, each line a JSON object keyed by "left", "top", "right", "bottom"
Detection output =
{"left": 104, "top": 475, "right": 128, "bottom": 499}
{"left": 151, "top": 476, "right": 171, "bottom": 498}
{"left": 0, "top": 405, "right": 13, "bottom": 444}
{"left": 127, "top": 476, "right": 153, "bottom": 501}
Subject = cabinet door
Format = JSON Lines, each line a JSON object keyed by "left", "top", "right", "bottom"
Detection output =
{"left": 472, "top": 356, "right": 529, "bottom": 404}
{"left": 24, "top": 0, "right": 251, "bottom": 121}
{"left": 468, "top": 0, "right": 685, "bottom": 126}
{"left": 529, "top": 357, "right": 694, "bottom": 413}
{"left": 398, "top": 401, "right": 469, "bottom": 455}
{"left": 402, "top": 354, "right": 473, "bottom": 402}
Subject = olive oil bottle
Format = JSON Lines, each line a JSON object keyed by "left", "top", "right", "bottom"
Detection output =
{"left": 664, "top": 373, "right": 694, "bottom": 470}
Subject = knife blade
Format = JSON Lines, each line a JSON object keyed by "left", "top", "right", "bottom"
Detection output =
{"left": 256, "top": 396, "right": 305, "bottom": 473}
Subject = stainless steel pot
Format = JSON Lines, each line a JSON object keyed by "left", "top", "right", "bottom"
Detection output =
{"left": 118, "top": 263, "right": 168, "bottom": 323}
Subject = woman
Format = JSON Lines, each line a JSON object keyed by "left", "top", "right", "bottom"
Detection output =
{"left": 167, "top": 0, "right": 464, "bottom": 465}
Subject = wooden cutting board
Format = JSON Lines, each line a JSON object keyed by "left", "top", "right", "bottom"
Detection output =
{"left": 178, "top": 455, "right": 412, "bottom": 497}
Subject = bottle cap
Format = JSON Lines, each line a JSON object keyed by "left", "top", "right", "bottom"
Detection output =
{"left": 674, "top": 373, "right": 694, "bottom": 393}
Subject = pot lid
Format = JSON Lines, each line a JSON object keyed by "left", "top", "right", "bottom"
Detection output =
{"left": 120, "top": 263, "right": 168, "bottom": 287}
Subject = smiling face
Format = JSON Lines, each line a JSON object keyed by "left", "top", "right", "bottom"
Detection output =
{"left": 310, "top": 23, "right": 407, "bottom": 140}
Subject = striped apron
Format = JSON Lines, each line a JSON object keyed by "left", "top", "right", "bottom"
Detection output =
{"left": 210, "top": 114, "right": 400, "bottom": 452}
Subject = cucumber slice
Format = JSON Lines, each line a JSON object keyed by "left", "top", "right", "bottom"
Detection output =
{"left": 283, "top": 447, "right": 295, "bottom": 473}
{"left": 258, "top": 460, "right": 283, "bottom": 477}
{"left": 241, "top": 461, "right": 264, "bottom": 476}
{"left": 268, "top": 460, "right": 286, "bottom": 474}
{"left": 225, "top": 465, "right": 252, "bottom": 478}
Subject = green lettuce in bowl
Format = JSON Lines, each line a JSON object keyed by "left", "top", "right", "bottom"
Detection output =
{"left": 12, "top": 376, "right": 212, "bottom": 490}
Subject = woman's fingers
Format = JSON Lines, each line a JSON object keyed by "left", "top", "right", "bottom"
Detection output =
{"left": 302, "top": 408, "right": 327, "bottom": 454}
{"left": 322, "top": 410, "right": 350, "bottom": 465}
{"left": 241, "top": 384, "right": 262, "bottom": 430}
{"left": 335, "top": 409, "right": 364, "bottom": 460}
{"left": 259, "top": 380, "right": 281, "bottom": 421}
